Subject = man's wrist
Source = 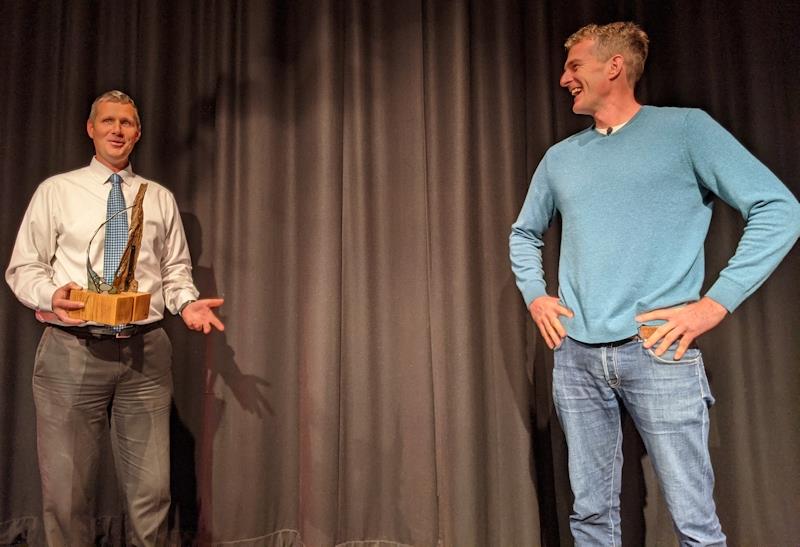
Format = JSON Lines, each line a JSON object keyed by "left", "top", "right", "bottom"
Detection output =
{"left": 178, "top": 299, "right": 196, "bottom": 316}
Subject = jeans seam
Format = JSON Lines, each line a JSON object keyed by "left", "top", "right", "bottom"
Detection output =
{"left": 609, "top": 415, "right": 622, "bottom": 547}
{"left": 696, "top": 362, "right": 708, "bottom": 400}
{"left": 605, "top": 345, "right": 620, "bottom": 387}
{"left": 601, "top": 346, "right": 609, "bottom": 383}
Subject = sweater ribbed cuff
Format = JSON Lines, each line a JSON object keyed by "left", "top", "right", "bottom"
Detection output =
{"left": 522, "top": 282, "right": 548, "bottom": 309}
{"left": 705, "top": 277, "right": 747, "bottom": 313}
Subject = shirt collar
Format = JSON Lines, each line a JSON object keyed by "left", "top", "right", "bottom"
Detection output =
{"left": 594, "top": 120, "right": 629, "bottom": 136}
{"left": 89, "top": 157, "right": 136, "bottom": 186}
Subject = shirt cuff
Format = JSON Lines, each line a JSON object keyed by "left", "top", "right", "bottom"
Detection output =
{"left": 36, "top": 282, "right": 60, "bottom": 312}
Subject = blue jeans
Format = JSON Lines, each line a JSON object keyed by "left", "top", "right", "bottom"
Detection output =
{"left": 553, "top": 336, "right": 726, "bottom": 546}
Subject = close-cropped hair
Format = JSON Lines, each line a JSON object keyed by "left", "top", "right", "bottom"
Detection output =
{"left": 565, "top": 22, "right": 649, "bottom": 85}
{"left": 88, "top": 90, "right": 141, "bottom": 128}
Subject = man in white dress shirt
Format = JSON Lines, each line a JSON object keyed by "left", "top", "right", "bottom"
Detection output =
{"left": 6, "top": 90, "right": 224, "bottom": 545}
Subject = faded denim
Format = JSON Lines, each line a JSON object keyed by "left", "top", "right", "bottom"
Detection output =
{"left": 553, "top": 336, "right": 726, "bottom": 546}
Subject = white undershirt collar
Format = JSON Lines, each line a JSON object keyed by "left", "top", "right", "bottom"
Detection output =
{"left": 595, "top": 120, "right": 629, "bottom": 136}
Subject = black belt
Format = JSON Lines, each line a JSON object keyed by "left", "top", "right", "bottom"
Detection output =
{"left": 53, "top": 321, "right": 162, "bottom": 340}
{"left": 581, "top": 335, "right": 639, "bottom": 348}
{"left": 580, "top": 326, "right": 696, "bottom": 349}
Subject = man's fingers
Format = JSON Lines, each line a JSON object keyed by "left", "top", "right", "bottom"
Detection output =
{"left": 55, "top": 299, "right": 85, "bottom": 310}
{"left": 53, "top": 282, "right": 82, "bottom": 300}
{"left": 200, "top": 298, "right": 224, "bottom": 309}
{"left": 55, "top": 281, "right": 82, "bottom": 294}
{"left": 642, "top": 322, "right": 672, "bottom": 348}
{"left": 35, "top": 310, "right": 58, "bottom": 323}
{"left": 186, "top": 315, "right": 225, "bottom": 335}
{"left": 542, "top": 317, "right": 563, "bottom": 349}
{"left": 654, "top": 328, "right": 682, "bottom": 356}
{"left": 551, "top": 315, "right": 567, "bottom": 338}
{"left": 636, "top": 310, "right": 661, "bottom": 323}
{"left": 535, "top": 319, "right": 556, "bottom": 349}
{"left": 673, "top": 337, "right": 694, "bottom": 360}
{"left": 60, "top": 317, "right": 86, "bottom": 325}
{"left": 55, "top": 310, "right": 85, "bottom": 325}
{"left": 198, "top": 311, "right": 225, "bottom": 334}
{"left": 636, "top": 308, "right": 673, "bottom": 323}
{"left": 209, "top": 316, "right": 225, "bottom": 332}
{"left": 52, "top": 282, "right": 84, "bottom": 317}
{"left": 556, "top": 304, "right": 575, "bottom": 318}
{"left": 536, "top": 321, "right": 554, "bottom": 349}
{"left": 636, "top": 304, "right": 688, "bottom": 323}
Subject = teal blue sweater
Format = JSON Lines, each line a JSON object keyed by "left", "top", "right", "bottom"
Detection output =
{"left": 510, "top": 106, "right": 800, "bottom": 343}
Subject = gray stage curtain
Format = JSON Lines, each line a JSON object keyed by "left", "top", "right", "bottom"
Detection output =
{"left": 1, "top": 1, "right": 797, "bottom": 545}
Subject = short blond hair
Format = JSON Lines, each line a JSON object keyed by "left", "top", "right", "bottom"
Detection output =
{"left": 88, "top": 90, "right": 141, "bottom": 128}
{"left": 565, "top": 22, "right": 649, "bottom": 85}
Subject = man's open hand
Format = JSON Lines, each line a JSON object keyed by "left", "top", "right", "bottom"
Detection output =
{"left": 181, "top": 298, "right": 225, "bottom": 334}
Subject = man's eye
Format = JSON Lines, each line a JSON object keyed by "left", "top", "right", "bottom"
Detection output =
{"left": 122, "top": 121, "right": 131, "bottom": 127}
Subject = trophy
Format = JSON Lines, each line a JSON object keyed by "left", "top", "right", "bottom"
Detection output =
{"left": 68, "top": 184, "right": 151, "bottom": 325}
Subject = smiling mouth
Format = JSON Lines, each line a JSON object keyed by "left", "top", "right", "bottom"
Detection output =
{"left": 570, "top": 87, "right": 582, "bottom": 97}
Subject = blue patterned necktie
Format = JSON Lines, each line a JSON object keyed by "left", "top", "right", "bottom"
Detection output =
{"left": 104, "top": 173, "right": 128, "bottom": 284}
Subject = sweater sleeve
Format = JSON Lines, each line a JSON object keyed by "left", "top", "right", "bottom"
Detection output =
{"left": 509, "top": 153, "right": 557, "bottom": 307}
{"left": 685, "top": 109, "right": 800, "bottom": 312}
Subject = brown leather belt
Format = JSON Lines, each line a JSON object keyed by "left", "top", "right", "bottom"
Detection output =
{"left": 53, "top": 321, "right": 162, "bottom": 340}
{"left": 638, "top": 325, "right": 658, "bottom": 340}
{"left": 582, "top": 325, "right": 660, "bottom": 348}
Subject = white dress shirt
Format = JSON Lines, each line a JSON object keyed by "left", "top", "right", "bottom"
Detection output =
{"left": 6, "top": 157, "right": 199, "bottom": 324}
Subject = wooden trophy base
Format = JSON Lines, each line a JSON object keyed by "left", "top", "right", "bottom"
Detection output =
{"left": 68, "top": 289, "right": 151, "bottom": 326}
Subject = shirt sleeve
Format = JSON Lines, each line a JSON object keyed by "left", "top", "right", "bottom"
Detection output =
{"left": 509, "top": 153, "right": 557, "bottom": 307}
{"left": 685, "top": 109, "right": 800, "bottom": 311}
{"left": 5, "top": 181, "right": 61, "bottom": 311}
{"left": 158, "top": 192, "right": 200, "bottom": 314}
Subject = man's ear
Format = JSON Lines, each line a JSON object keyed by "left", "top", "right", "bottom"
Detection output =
{"left": 87, "top": 119, "right": 95, "bottom": 138}
{"left": 608, "top": 54, "right": 625, "bottom": 80}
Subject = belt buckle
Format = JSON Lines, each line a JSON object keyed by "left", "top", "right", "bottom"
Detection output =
{"left": 115, "top": 327, "right": 134, "bottom": 339}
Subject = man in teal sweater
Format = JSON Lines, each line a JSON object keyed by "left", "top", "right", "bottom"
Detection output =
{"left": 510, "top": 22, "right": 799, "bottom": 545}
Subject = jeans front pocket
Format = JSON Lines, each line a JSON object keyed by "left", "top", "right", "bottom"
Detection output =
{"left": 645, "top": 344, "right": 702, "bottom": 365}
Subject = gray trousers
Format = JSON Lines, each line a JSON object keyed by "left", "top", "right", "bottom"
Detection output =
{"left": 32, "top": 326, "right": 173, "bottom": 546}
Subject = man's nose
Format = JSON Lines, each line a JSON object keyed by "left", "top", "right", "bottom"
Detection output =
{"left": 559, "top": 71, "right": 570, "bottom": 88}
